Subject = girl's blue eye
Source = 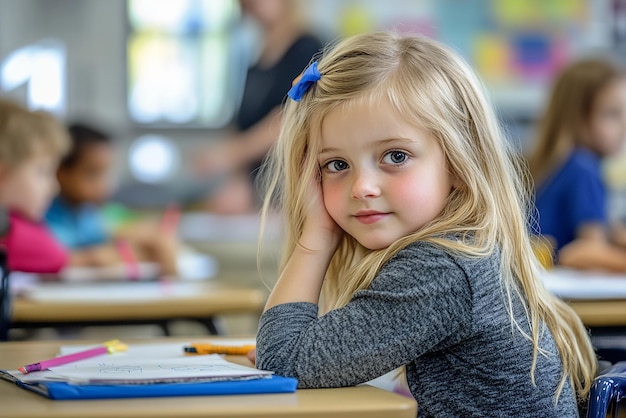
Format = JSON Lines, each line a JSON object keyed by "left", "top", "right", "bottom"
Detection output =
{"left": 326, "top": 160, "right": 349, "bottom": 172}
{"left": 383, "top": 151, "right": 407, "bottom": 164}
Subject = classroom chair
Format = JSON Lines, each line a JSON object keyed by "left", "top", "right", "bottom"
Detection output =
{"left": 588, "top": 361, "right": 626, "bottom": 418}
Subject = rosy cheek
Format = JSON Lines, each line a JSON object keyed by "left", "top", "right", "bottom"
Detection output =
{"left": 386, "top": 175, "right": 421, "bottom": 200}
{"left": 385, "top": 174, "right": 435, "bottom": 205}
{"left": 322, "top": 181, "right": 344, "bottom": 220}
{"left": 391, "top": 172, "right": 450, "bottom": 214}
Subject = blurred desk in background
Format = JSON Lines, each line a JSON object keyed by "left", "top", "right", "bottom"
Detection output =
{"left": 542, "top": 268, "right": 626, "bottom": 329}
{"left": 10, "top": 280, "right": 266, "bottom": 337}
{"left": 178, "top": 213, "right": 282, "bottom": 243}
{"left": 565, "top": 300, "right": 626, "bottom": 328}
{"left": 179, "top": 213, "right": 282, "bottom": 288}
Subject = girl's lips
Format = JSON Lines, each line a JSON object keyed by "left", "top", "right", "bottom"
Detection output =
{"left": 354, "top": 211, "right": 388, "bottom": 225}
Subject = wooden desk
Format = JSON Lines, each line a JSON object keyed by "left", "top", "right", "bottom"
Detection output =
{"left": 10, "top": 281, "right": 266, "bottom": 335}
{"left": 0, "top": 339, "right": 417, "bottom": 418}
{"left": 542, "top": 268, "right": 626, "bottom": 329}
{"left": 565, "top": 300, "right": 626, "bottom": 328}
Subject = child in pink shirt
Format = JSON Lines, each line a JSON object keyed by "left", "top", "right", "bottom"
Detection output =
{"left": 0, "top": 99, "right": 70, "bottom": 273}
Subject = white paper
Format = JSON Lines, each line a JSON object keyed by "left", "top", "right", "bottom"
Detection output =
{"left": 49, "top": 355, "right": 268, "bottom": 384}
{"left": 5, "top": 369, "right": 70, "bottom": 383}
{"left": 541, "top": 268, "right": 626, "bottom": 300}
{"left": 43, "top": 342, "right": 267, "bottom": 384}
{"left": 7, "top": 341, "right": 260, "bottom": 384}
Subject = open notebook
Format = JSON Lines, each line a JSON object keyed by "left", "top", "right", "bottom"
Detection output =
{"left": 0, "top": 342, "right": 297, "bottom": 400}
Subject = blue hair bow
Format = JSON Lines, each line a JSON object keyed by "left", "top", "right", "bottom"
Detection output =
{"left": 288, "top": 61, "right": 320, "bottom": 102}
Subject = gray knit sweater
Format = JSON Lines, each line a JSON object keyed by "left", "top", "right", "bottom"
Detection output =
{"left": 256, "top": 241, "right": 578, "bottom": 417}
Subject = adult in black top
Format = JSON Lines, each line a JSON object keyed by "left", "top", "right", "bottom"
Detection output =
{"left": 237, "top": 33, "right": 323, "bottom": 132}
{"left": 199, "top": 0, "right": 322, "bottom": 214}
{"left": 237, "top": 33, "right": 322, "bottom": 182}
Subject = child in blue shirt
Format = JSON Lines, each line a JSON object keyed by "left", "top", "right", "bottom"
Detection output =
{"left": 45, "top": 124, "right": 111, "bottom": 250}
{"left": 528, "top": 58, "right": 626, "bottom": 271}
{"left": 534, "top": 148, "right": 605, "bottom": 251}
{"left": 45, "top": 124, "right": 178, "bottom": 276}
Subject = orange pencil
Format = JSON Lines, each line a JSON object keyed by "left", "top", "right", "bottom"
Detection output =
{"left": 184, "top": 343, "right": 256, "bottom": 355}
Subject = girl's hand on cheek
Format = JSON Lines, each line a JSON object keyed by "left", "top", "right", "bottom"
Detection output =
{"left": 300, "top": 176, "right": 343, "bottom": 253}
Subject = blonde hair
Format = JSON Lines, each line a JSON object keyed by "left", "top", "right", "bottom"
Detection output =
{"left": 261, "top": 32, "right": 596, "bottom": 401}
{"left": 0, "top": 98, "right": 69, "bottom": 168}
{"left": 528, "top": 58, "right": 625, "bottom": 184}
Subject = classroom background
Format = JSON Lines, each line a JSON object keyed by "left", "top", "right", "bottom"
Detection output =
{"left": 1, "top": 0, "right": 626, "bottom": 340}
{"left": 1, "top": 0, "right": 625, "bottom": 200}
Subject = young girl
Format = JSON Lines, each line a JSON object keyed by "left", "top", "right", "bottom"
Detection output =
{"left": 255, "top": 33, "right": 596, "bottom": 417}
{"left": 528, "top": 58, "right": 626, "bottom": 271}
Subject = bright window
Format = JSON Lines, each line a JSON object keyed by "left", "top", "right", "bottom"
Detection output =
{"left": 1, "top": 40, "right": 66, "bottom": 116}
{"left": 127, "top": 0, "right": 240, "bottom": 127}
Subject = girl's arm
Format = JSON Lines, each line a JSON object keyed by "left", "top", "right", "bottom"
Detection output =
{"left": 264, "top": 178, "right": 343, "bottom": 310}
{"left": 262, "top": 242, "right": 335, "bottom": 308}
{"left": 256, "top": 242, "right": 473, "bottom": 388}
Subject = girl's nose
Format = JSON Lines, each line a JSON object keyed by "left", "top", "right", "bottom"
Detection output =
{"left": 351, "top": 168, "right": 381, "bottom": 200}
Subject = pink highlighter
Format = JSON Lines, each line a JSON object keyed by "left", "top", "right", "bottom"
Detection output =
{"left": 18, "top": 340, "right": 127, "bottom": 374}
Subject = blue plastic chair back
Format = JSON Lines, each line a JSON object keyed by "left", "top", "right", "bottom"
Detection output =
{"left": 588, "top": 362, "right": 626, "bottom": 418}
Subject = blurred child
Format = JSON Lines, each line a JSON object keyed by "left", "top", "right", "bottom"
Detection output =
{"left": 0, "top": 99, "right": 69, "bottom": 273}
{"left": 527, "top": 58, "right": 626, "bottom": 271}
{"left": 255, "top": 32, "right": 595, "bottom": 416}
{"left": 45, "top": 123, "right": 178, "bottom": 276}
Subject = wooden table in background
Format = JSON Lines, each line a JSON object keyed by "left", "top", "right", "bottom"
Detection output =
{"left": 0, "top": 338, "right": 417, "bottom": 418}
{"left": 542, "top": 268, "right": 626, "bottom": 330}
{"left": 565, "top": 300, "right": 626, "bottom": 328}
{"left": 10, "top": 280, "right": 266, "bottom": 336}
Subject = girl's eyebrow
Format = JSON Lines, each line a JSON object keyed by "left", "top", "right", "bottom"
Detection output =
{"left": 319, "top": 146, "right": 341, "bottom": 155}
{"left": 319, "top": 137, "right": 416, "bottom": 155}
{"left": 376, "top": 137, "right": 416, "bottom": 146}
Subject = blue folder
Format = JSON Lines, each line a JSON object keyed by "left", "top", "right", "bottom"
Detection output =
{"left": 0, "top": 372, "right": 298, "bottom": 400}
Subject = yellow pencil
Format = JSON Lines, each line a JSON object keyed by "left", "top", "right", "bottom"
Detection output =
{"left": 183, "top": 343, "right": 255, "bottom": 355}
